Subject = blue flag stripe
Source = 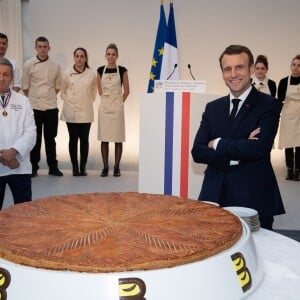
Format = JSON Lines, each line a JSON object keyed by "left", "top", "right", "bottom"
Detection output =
{"left": 164, "top": 92, "right": 174, "bottom": 195}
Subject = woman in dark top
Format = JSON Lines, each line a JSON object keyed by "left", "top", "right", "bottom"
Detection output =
{"left": 97, "top": 43, "right": 129, "bottom": 177}
{"left": 252, "top": 55, "right": 277, "bottom": 97}
{"left": 277, "top": 54, "right": 300, "bottom": 181}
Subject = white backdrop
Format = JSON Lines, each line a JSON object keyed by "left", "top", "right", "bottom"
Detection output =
{"left": 5, "top": 0, "right": 300, "bottom": 171}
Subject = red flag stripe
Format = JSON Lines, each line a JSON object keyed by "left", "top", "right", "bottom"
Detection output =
{"left": 180, "top": 92, "right": 190, "bottom": 197}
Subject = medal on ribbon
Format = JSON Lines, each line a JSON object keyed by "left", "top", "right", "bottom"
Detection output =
{"left": 0, "top": 90, "right": 11, "bottom": 117}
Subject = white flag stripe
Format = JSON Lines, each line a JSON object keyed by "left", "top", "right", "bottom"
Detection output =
{"left": 160, "top": 43, "right": 179, "bottom": 80}
{"left": 172, "top": 93, "right": 182, "bottom": 196}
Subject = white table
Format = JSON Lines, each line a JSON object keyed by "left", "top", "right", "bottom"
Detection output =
{"left": 248, "top": 229, "right": 300, "bottom": 299}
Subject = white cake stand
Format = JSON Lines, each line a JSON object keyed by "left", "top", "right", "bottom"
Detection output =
{"left": 0, "top": 219, "right": 263, "bottom": 300}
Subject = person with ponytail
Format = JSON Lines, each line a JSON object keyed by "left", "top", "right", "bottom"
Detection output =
{"left": 97, "top": 43, "right": 130, "bottom": 177}
{"left": 60, "top": 47, "right": 97, "bottom": 176}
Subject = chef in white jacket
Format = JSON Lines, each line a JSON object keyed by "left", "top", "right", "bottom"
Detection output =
{"left": 0, "top": 58, "right": 36, "bottom": 209}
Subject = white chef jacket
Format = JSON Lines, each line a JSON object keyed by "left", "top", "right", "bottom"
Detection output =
{"left": 60, "top": 67, "right": 97, "bottom": 123}
{"left": 22, "top": 56, "right": 62, "bottom": 111}
{"left": 0, "top": 90, "right": 36, "bottom": 176}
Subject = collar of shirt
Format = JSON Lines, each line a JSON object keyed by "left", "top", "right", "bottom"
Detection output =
{"left": 36, "top": 55, "right": 49, "bottom": 62}
{"left": 0, "top": 88, "right": 11, "bottom": 99}
{"left": 229, "top": 85, "right": 252, "bottom": 113}
{"left": 252, "top": 76, "right": 268, "bottom": 86}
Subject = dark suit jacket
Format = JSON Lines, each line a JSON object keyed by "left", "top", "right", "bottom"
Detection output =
{"left": 191, "top": 87, "right": 285, "bottom": 217}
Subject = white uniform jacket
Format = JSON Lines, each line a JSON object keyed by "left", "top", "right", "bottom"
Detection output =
{"left": 0, "top": 90, "right": 36, "bottom": 176}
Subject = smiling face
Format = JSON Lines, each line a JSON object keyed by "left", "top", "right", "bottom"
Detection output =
{"left": 255, "top": 62, "right": 268, "bottom": 81}
{"left": 221, "top": 52, "right": 254, "bottom": 97}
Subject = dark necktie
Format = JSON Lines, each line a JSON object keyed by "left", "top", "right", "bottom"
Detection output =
{"left": 230, "top": 98, "right": 241, "bottom": 123}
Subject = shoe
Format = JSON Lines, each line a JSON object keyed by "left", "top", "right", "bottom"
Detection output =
{"left": 49, "top": 168, "right": 63, "bottom": 176}
{"left": 80, "top": 164, "right": 87, "bottom": 176}
{"left": 100, "top": 168, "right": 108, "bottom": 177}
{"left": 31, "top": 169, "right": 38, "bottom": 178}
{"left": 80, "top": 168, "right": 87, "bottom": 176}
{"left": 113, "top": 167, "right": 121, "bottom": 177}
{"left": 72, "top": 169, "right": 80, "bottom": 176}
{"left": 294, "top": 169, "right": 300, "bottom": 181}
{"left": 285, "top": 168, "right": 294, "bottom": 180}
{"left": 72, "top": 163, "right": 80, "bottom": 176}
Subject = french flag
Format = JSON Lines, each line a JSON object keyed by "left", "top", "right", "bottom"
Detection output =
{"left": 160, "top": 1, "right": 179, "bottom": 81}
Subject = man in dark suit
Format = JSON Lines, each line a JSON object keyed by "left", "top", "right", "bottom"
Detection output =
{"left": 191, "top": 45, "right": 285, "bottom": 230}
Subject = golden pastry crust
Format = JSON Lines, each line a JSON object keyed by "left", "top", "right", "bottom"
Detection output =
{"left": 0, "top": 192, "right": 242, "bottom": 272}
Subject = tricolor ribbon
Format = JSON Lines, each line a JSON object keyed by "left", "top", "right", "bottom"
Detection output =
{"left": 0, "top": 89, "right": 11, "bottom": 112}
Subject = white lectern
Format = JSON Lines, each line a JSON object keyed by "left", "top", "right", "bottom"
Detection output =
{"left": 139, "top": 91, "right": 219, "bottom": 199}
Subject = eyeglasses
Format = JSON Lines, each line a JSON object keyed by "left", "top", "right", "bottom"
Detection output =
{"left": 222, "top": 64, "right": 249, "bottom": 74}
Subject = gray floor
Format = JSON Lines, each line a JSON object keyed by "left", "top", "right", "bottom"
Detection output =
{"left": 2, "top": 167, "right": 300, "bottom": 231}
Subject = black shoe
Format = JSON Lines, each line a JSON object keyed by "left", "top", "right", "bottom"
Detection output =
{"left": 80, "top": 168, "right": 87, "bottom": 176}
{"left": 72, "top": 164, "right": 80, "bottom": 176}
{"left": 73, "top": 169, "right": 80, "bottom": 176}
{"left": 285, "top": 168, "right": 294, "bottom": 180}
{"left": 31, "top": 169, "right": 38, "bottom": 178}
{"left": 113, "top": 167, "right": 121, "bottom": 177}
{"left": 49, "top": 168, "right": 63, "bottom": 176}
{"left": 294, "top": 169, "right": 300, "bottom": 181}
{"left": 100, "top": 168, "right": 108, "bottom": 177}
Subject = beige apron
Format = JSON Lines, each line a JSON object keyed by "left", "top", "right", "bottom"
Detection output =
{"left": 278, "top": 77, "right": 300, "bottom": 149}
{"left": 98, "top": 66, "right": 125, "bottom": 142}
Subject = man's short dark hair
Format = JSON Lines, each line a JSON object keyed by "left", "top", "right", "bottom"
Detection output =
{"left": 35, "top": 36, "right": 49, "bottom": 46}
{"left": 219, "top": 45, "right": 254, "bottom": 69}
{"left": 0, "top": 33, "right": 8, "bottom": 41}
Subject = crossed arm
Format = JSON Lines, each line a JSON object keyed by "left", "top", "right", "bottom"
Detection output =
{"left": 208, "top": 127, "right": 261, "bottom": 149}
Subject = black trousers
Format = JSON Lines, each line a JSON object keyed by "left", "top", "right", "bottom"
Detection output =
{"left": 31, "top": 108, "right": 59, "bottom": 170}
{"left": 259, "top": 215, "right": 274, "bottom": 230}
{"left": 285, "top": 147, "right": 300, "bottom": 169}
{"left": 0, "top": 174, "right": 31, "bottom": 209}
{"left": 66, "top": 122, "right": 91, "bottom": 166}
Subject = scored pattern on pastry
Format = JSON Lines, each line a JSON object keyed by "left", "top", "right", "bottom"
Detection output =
{"left": 0, "top": 192, "right": 242, "bottom": 272}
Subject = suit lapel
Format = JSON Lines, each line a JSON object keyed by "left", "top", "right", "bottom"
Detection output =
{"left": 222, "top": 95, "right": 231, "bottom": 130}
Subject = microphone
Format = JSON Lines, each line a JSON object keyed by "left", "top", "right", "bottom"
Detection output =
{"left": 187, "top": 64, "right": 196, "bottom": 80}
{"left": 166, "top": 64, "right": 178, "bottom": 80}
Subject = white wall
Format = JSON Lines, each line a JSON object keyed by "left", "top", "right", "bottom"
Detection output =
{"left": 24, "top": 0, "right": 299, "bottom": 171}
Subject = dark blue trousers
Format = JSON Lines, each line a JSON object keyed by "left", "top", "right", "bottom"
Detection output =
{"left": 0, "top": 174, "right": 32, "bottom": 209}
